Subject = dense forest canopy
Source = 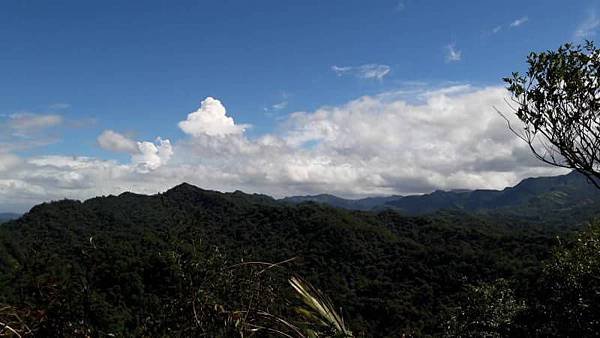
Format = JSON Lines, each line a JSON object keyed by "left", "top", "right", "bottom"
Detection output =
{"left": 0, "top": 176, "right": 598, "bottom": 336}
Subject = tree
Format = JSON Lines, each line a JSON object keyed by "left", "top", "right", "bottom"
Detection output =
{"left": 528, "top": 220, "right": 600, "bottom": 336}
{"left": 503, "top": 41, "right": 600, "bottom": 189}
{"left": 444, "top": 279, "right": 526, "bottom": 337}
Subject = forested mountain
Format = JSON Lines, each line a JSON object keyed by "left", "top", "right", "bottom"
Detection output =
{"left": 283, "top": 171, "right": 600, "bottom": 228}
{"left": 0, "top": 182, "right": 566, "bottom": 336}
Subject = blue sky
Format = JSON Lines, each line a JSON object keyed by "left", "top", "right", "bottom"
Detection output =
{"left": 0, "top": 0, "right": 597, "bottom": 211}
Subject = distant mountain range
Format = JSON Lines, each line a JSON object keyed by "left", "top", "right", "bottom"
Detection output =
{"left": 281, "top": 171, "right": 600, "bottom": 227}
{"left": 2, "top": 171, "right": 598, "bottom": 228}
{"left": 0, "top": 212, "right": 20, "bottom": 223}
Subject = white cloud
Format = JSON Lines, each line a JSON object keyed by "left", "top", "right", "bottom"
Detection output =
{"left": 445, "top": 44, "right": 461, "bottom": 62}
{"left": 178, "top": 97, "right": 248, "bottom": 137}
{"left": 488, "top": 17, "right": 527, "bottom": 36}
{"left": 98, "top": 130, "right": 173, "bottom": 171}
{"left": 98, "top": 130, "right": 139, "bottom": 153}
{"left": 8, "top": 113, "right": 62, "bottom": 133}
{"left": 0, "top": 88, "right": 568, "bottom": 212}
{"left": 272, "top": 101, "right": 288, "bottom": 111}
{"left": 164, "top": 90, "right": 564, "bottom": 197}
{"left": 575, "top": 12, "right": 600, "bottom": 39}
{"left": 0, "top": 113, "right": 64, "bottom": 151}
{"left": 0, "top": 153, "right": 21, "bottom": 172}
{"left": 509, "top": 16, "right": 528, "bottom": 27}
{"left": 133, "top": 138, "right": 173, "bottom": 172}
{"left": 332, "top": 64, "right": 391, "bottom": 80}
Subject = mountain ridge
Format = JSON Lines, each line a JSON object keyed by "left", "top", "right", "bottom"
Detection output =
{"left": 5, "top": 171, "right": 598, "bottom": 229}
{"left": 281, "top": 171, "right": 600, "bottom": 213}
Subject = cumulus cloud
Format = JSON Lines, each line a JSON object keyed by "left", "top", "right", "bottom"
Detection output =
{"left": 97, "top": 130, "right": 173, "bottom": 171}
{"left": 445, "top": 44, "right": 461, "bottom": 62}
{"left": 172, "top": 90, "right": 564, "bottom": 198}
{"left": 331, "top": 64, "right": 391, "bottom": 80}
{"left": 509, "top": 16, "right": 528, "bottom": 27}
{"left": 575, "top": 11, "right": 600, "bottom": 39}
{"left": 0, "top": 88, "right": 568, "bottom": 212}
{"left": 98, "top": 130, "right": 139, "bottom": 153}
{"left": 133, "top": 138, "right": 173, "bottom": 172}
{"left": 178, "top": 97, "right": 248, "bottom": 137}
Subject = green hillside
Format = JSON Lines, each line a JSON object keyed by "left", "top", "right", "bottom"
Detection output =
{"left": 0, "top": 183, "right": 561, "bottom": 336}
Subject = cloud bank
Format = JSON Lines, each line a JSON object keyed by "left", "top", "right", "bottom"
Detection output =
{"left": 0, "top": 85, "right": 567, "bottom": 212}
